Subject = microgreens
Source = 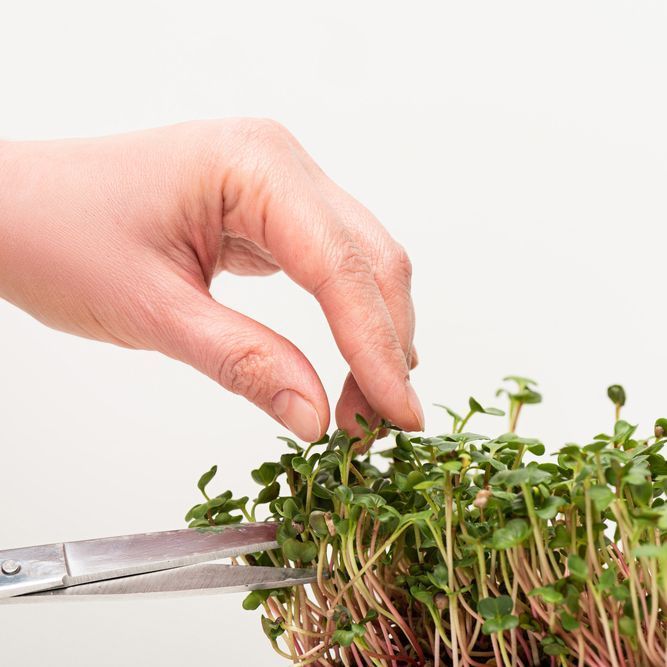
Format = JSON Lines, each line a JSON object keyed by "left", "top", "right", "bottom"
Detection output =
{"left": 187, "top": 379, "right": 667, "bottom": 666}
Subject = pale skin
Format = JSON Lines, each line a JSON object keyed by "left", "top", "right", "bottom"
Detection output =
{"left": 0, "top": 119, "right": 423, "bottom": 442}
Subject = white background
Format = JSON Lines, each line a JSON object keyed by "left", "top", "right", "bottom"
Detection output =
{"left": 1, "top": 2, "right": 666, "bottom": 665}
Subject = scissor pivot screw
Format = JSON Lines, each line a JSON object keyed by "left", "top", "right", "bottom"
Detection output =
{"left": 1, "top": 559, "right": 21, "bottom": 576}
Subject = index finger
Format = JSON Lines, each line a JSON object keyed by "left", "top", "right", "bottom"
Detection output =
{"left": 264, "top": 177, "right": 424, "bottom": 432}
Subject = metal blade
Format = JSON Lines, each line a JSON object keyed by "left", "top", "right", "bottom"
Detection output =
{"left": 61, "top": 523, "right": 279, "bottom": 585}
{"left": 20, "top": 564, "right": 316, "bottom": 598}
{"left": 0, "top": 523, "right": 278, "bottom": 598}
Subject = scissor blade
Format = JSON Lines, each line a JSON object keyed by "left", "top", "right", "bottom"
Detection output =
{"left": 22, "top": 564, "right": 316, "bottom": 598}
{"left": 61, "top": 523, "right": 279, "bottom": 586}
{"left": 0, "top": 523, "right": 279, "bottom": 598}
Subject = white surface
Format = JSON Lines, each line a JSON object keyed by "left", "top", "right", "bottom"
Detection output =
{"left": 1, "top": 1, "right": 666, "bottom": 665}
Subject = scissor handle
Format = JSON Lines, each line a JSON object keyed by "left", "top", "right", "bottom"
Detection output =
{"left": 0, "top": 544, "right": 67, "bottom": 599}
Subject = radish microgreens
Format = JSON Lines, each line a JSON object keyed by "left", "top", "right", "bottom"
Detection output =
{"left": 187, "top": 378, "right": 667, "bottom": 666}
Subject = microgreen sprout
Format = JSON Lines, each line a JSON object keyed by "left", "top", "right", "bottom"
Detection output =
{"left": 187, "top": 379, "right": 667, "bottom": 666}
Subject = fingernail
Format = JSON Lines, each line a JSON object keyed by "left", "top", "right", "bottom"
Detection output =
{"left": 405, "top": 380, "right": 425, "bottom": 431}
{"left": 272, "top": 389, "right": 322, "bottom": 442}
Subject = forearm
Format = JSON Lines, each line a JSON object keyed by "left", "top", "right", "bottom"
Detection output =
{"left": 0, "top": 139, "right": 29, "bottom": 307}
{"left": 0, "top": 140, "right": 64, "bottom": 318}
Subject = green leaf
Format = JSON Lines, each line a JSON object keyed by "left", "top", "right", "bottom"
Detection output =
{"left": 598, "top": 567, "right": 616, "bottom": 590}
{"left": 242, "top": 590, "right": 265, "bottom": 610}
{"left": 549, "top": 524, "right": 571, "bottom": 549}
{"left": 496, "top": 434, "right": 546, "bottom": 455}
{"left": 278, "top": 497, "right": 299, "bottom": 519}
{"left": 634, "top": 544, "right": 667, "bottom": 560}
{"left": 478, "top": 595, "right": 514, "bottom": 619}
{"left": 535, "top": 496, "right": 567, "bottom": 520}
{"left": 434, "top": 403, "right": 462, "bottom": 423}
{"left": 318, "top": 451, "right": 341, "bottom": 470}
{"left": 256, "top": 481, "right": 280, "bottom": 504}
{"left": 588, "top": 485, "right": 615, "bottom": 511}
{"left": 308, "top": 511, "right": 331, "bottom": 537}
{"left": 335, "top": 485, "right": 354, "bottom": 504}
{"left": 491, "top": 519, "right": 531, "bottom": 550}
{"left": 360, "top": 609, "right": 378, "bottom": 624}
{"left": 568, "top": 555, "right": 588, "bottom": 582}
{"left": 197, "top": 465, "right": 217, "bottom": 498}
{"left": 395, "top": 470, "right": 427, "bottom": 491}
{"left": 428, "top": 564, "right": 449, "bottom": 590}
{"left": 184, "top": 504, "right": 200, "bottom": 522}
{"left": 468, "top": 396, "right": 484, "bottom": 413}
{"left": 478, "top": 592, "right": 519, "bottom": 635}
{"left": 281, "top": 538, "right": 318, "bottom": 563}
{"left": 332, "top": 624, "right": 365, "bottom": 647}
{"left": 445, "top": 432, "right": 489, "bottom": 444}
{"left": 395, "top": 432, "right": 413, "bottom": 452}
{"left": 311, "top": 482, "right": 334, "bottom": 500}
{"left": 190, "top": 503, "right": 211, "bottom": 520}
{"left": 327, "top": 429, "right": 351, "bottom": 453}
{"left": 354, "top": 413, "right": 371, "bottom": 433}
{"left": 469, "top": 396, "right": 505, "bottom": 416}
{"left": 503, "top": 375, "right": 538, "bottom": 387}
{"left": 613, "top": 420, "right": 638, "bottom": 447}
{"left": 251, "top": 462, "right": 282, "bottom": 486}
{"left": 261, "top": 615, "right": 285, "bottom": 641}
{"left": 351, "top": 492, "right": 386, "bottom": 511}
{"left": 226, "top": 496, "right": 248, "bottom": 511}
{"left": 410, "top": 586, "right": 435, "bottom": 608}
{"left": 291, "top": 456, "right": 313, "bottom": 477}
{"left": 511, "top": 388, "right": 542, "bottom": 404}
{"left": 412, "top": 479, "right": 440, "bottom": 490}
{"left": 618, "top": 616, "right": 636, "bottom": 637}
{"left": 607, "top": 384, "right": 626, "bottom": 407}
{"left": 542, "top": 635, "right": 568, "bottom": 656}
{"left": 623, "top": 462, "right": 649, "bottom": 486}
{"left": 333, "top": 516, "right": 351, "bottom": 535}
{"left": 276, "top": 436, "right": 302, "bottom": 452}
{"left": 529, "top": 586, "right": 563, "bottom": 604}
{"left": 561, "top": 612, "right": 580, "bottom": 631}
{"left": 610, "top": 583, "right": 630, "bottom": 601}
{"left": 482, "top": 615, "right": 519, "bottom": 635}
{"left": 490, "top": 466, "right": 551, "bottom": 489}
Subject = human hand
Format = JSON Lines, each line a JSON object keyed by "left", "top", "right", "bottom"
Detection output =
{"left": 0, "top": 120, "right": 422, "bottom": 442}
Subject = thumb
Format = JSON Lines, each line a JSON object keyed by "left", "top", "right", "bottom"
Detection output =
{"left": 156, "top": 284, "right": 329, "bottom": 443}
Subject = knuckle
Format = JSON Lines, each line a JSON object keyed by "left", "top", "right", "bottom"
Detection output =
{"left": 201, "top": 118, "right": 294, "bottom": 174}
{"left": 348, "top": 336, "right": 397, "bottom": 367}
{"left": 336, "top": 241, "right": 370, "bottom": 275}
{"left": 385, "top": 244, "right": 413, "bottom": 284}
{"left": 239, "top": 118, "right": 291, "bottom": 150}
{"left": 314, "top": 240, "right": 372, "bottom": 298}
{"left": 217, "top": 342, "right": 273, "bottom": 401}
{"left": 255, "top": 117, "right": 288, "bottom": 136}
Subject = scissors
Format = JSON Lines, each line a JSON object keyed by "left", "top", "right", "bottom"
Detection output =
{"left": 0, "top": 522, "right": 316, "bottom": 600}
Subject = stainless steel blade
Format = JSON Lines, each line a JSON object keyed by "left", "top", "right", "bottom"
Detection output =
{"left": 19, "top": 564, "right": 316, "bottom": 598}
{"left": 0, "top": 523, "right": 278, "bottom": 597}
